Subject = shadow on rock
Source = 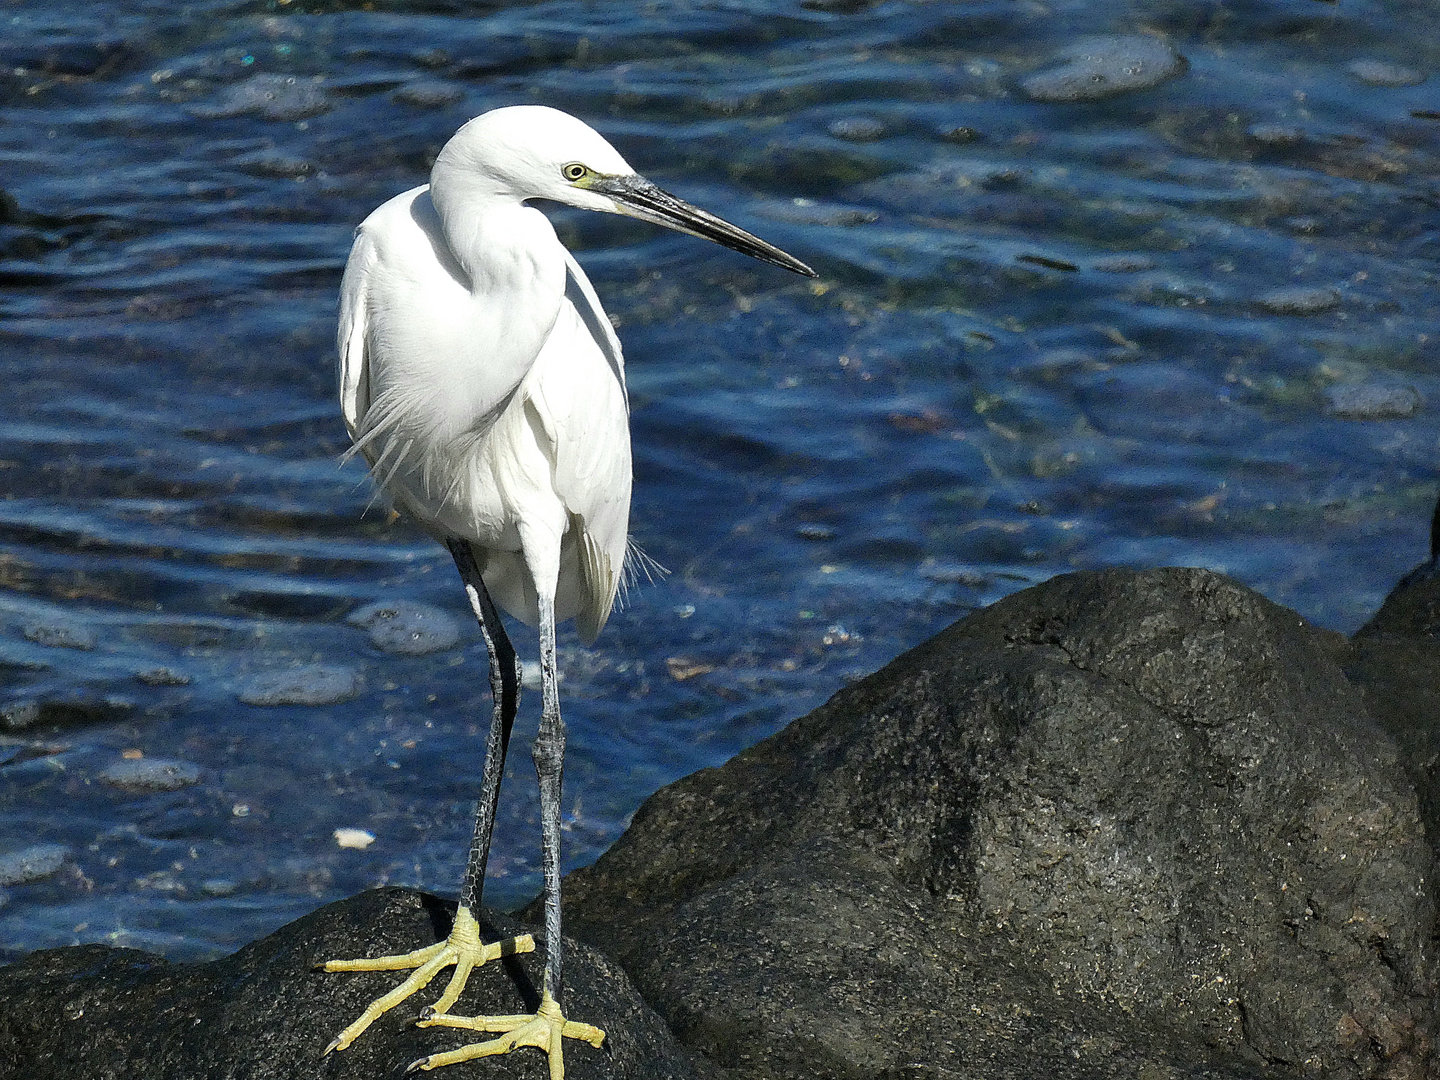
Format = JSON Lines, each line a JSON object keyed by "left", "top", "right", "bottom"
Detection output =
{"left": 559, "top": 567, "right": 1437, "bottom": 1080}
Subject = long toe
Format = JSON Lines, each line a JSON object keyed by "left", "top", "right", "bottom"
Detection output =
{"left": 406, "top": 994, "right": 604, "bottom": 1077}
{"left": 318, "top": 905, "right": 534, "bottom": 1054}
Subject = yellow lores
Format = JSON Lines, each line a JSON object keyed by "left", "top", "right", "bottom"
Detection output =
{"left": 321, "top": 105, "right": 814, "bottom": 1077}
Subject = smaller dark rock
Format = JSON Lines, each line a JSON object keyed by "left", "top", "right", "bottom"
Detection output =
{"left": 0, "top": 888, "right": 719, "bottom": 1080}
{"left": 938, "top": 125, "right": 981, "bottom": 142}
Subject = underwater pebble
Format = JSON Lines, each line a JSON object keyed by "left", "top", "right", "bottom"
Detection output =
{"left": 22, "top": 621, "right": 96, "bottom": 650}
{"left": 392, "top": 80, "right": 464, "bottom": 108}
{"left": 1247, "top": 123, "right": 1304, "bottom": 146}
{"left": 1092, "top": 253, "right": 1155, "bottom": 272}
{"left": 827, "top": 116, "right": 886, "bottom": 140}
{"left": 1022, "top": 36, "right": 1184, "bottom": 102}
{"left": 1260, "top": 285, "right": 1340, "bottom": 315}
{"left": 0, "top": 701, "right": 40, "bottom": 730}
{"left": 919, "top": 561, "right": 987, "bottom": 587}
{"left": 763, "top": 199, "right": 877, "bottom": 227}
{"left": 234, "top": 151, "right": 315, "bottom": 179}
{"left": 0, "top": 843, "right": 68, "bottom": 885}
{"left": 347, "top": 600, "right": 462, "bottom": 655}
{"left": 193, "top": 73, "right": 330, "bottom": 121}
{"left": 1324, "top": 383, "right": 1422, "bottom": 420}
{"left": 135, "top": 667, "right": 191, "bottom": 686}
{"left": 238, "top": 665, "right": 361, "bottom": 707}
{"left": 334, "top": 828, "right": 376, "bottom": 850}
{"left": 199, "top": 879, "right": 241, "bottom": 898}
{"left": 0, "top": 695, "right": 134, "bottom": 731}
{"left": 796, "top": 523, "right": 837, "bottom": 541}
{"left": 100, "top": 757, "right": 202, "bottom": 791}
{"left": 1347, "top": 59, "right": 1425, "bottom": 87}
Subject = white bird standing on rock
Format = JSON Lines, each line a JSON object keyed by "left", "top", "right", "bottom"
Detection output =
{"left": 320, "top": 105, "right": 815, "bottom": 1078}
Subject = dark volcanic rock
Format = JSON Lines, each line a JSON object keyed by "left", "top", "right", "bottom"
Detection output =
{"left": 0, "top": 887, "right": 716, "bottom": 1080}
{"left": 1346, "top": 495, "right": 1440, "bottom": 860}
{"left": 560, "top": 567, "right": 1438, "bottom": 1080}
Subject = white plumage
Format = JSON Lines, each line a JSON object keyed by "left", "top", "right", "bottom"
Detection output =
{"left": 322, "top": 105, "right": 813, "bottom": 1078}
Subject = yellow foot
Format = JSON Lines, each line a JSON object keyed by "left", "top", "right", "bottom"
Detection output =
{"left": 408, "top": 990, "right": 605, "bottom": 1080}
{"left": 319, "top": 904, "right": 535, "bottom": 1055}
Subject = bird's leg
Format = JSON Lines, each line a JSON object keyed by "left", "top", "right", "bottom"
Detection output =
{"left": 412, "top": 593, "right": 605, "bottom": 1078}
{"left": 319, "top": 540, "right": 536, "bottom": 1056}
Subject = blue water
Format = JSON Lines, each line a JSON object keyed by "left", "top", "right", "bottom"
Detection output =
{"left": 0, "top": 0, "right": 1436, "bottom": 960}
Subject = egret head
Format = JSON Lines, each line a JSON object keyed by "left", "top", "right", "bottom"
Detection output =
{"left": 436, "top": 105, "right": 816, "bottom": 277}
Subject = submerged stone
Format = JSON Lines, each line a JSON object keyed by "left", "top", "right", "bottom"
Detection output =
{"left": 393, "top": 81, "right": 464, "bottom": 108}
{"left": 135, "top": 667, "right": 191, "bottom": 687}
{"left": 827, "top": 116, "right": 886, "bottom": 141}
{"left": 1325, "top": 383, "right": 1423, "bottom": 419}
{"left": 22, "top": 621, "right": 96, "bottom": 650}
{"left": 1260, "top": 285, "right": 1340, "bottom": 314}
{"left": 193, "top": 74, "right": 331, "bottom": 122}
{"left": 1347, "top": 59, "right": 1425, "bottom": 87}
{"left": 100, "top": 757, "right": 202, "bottom": 792}
{"left": 0, "top": 844, "right": 68, "bottom": 886}
{"left": 1022, "top": 36, "right": 1185, "bottom": 102}
{"left": 238, "top": 665, "right": 361, "bottom": 707}
{"left": 1091, "top": 252, "right": 1155, "bottom": 272}
{"left": 347, "top": 600, "right": 462, "bottom": 655}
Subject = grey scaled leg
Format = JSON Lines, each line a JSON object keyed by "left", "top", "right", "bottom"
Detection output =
{"left": 412, "top": 593, "right": 605, "bottom": 1078}
{"left": 318, "top": 538, "right": 536, "bottom": 1056}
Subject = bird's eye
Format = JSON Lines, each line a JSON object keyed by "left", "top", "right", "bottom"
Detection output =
{"left": 562, "top": 163, "right": 589, "bottom": 182}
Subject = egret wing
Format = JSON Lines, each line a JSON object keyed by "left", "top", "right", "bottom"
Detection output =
{"left": 562, "top": 248, "right": 626, "bottom": 401}
{"left": 525, "top": 257, "right": 633, "bottom": 643}
{"left": 337, "top": 229, "right": 377, "bottom": 441}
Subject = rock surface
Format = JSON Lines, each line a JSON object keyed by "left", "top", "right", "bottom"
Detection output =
{"left": 1346, "top": 497, "right": 1440, "bottom": 860}
{"left": 0, "top": 887, "right": 717, "bottom": 1080}
{"left": 559, "top": 567, "right": 1438, "bottom": 1080}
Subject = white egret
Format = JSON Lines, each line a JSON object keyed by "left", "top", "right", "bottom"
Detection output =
{"left": 320, "top": 105, "right": 815, "bottom": 1077}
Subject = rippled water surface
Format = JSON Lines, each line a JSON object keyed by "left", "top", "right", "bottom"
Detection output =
{"left": 1, "top": 0, "right": 1437, "bottom": 960}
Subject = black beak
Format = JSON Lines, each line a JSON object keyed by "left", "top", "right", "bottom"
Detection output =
{"left": 592, "top": 175, "right": 816, "bottom": 278}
